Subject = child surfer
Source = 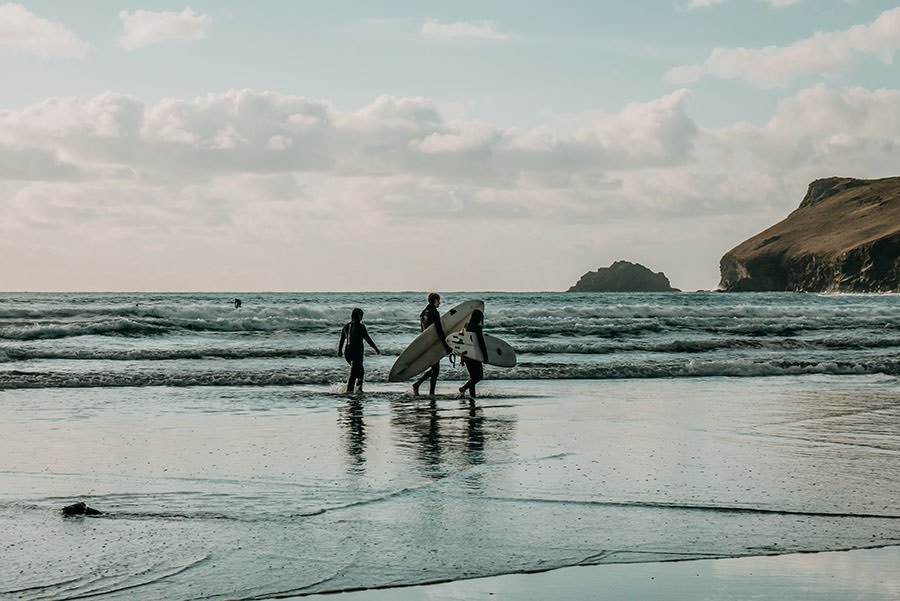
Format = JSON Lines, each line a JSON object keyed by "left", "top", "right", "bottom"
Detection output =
{"left": 458, "top": 309, "right": 488, "bottom": 399}
{"left": 338, "top": 308, "right": 380, "bottom": 393}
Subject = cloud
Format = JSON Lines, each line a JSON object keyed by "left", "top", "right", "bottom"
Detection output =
{"left": 667, "top": 7, "right": 900, "bottom": 86}
{"left": 710, "top": 84, "right": 900, "bottom": 176}
{"left": 687, "top": 0, "right": 729, "bottom": 8}
{"left": 421, "top": 18, "right": 512, "bottom": 40}
{"left": 118, "top": 7, "right": 210, "bottom": 51}
{"left": 4, "top": 86, "right": 897, "bottom": 221}
{"left": 4, "top": 85, "right": 900, "bottom": 291}
{"left": 0, "top": 89, "right": 698, "bottom": 185}
{"left": 0, "top": 3, "right": 88, "bottom": 58}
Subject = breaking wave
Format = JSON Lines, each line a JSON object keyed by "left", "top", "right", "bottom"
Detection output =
{"left": 4, "top": 291, "right": 900, "bottom": 390}
{"left": 3, "top": 358, "right": 899, "bottom": 389}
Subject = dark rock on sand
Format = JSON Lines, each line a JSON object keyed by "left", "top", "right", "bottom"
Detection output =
{"left": 719, "top": 176, "right": 900, "bottom": 292}
{"left": 568, "top": 260, "right": 680, "bottom": 292}
{"left": 61, "top": 502, "right": 102, "bottom": 516}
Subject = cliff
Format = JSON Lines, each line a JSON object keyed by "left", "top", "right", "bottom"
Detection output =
{"left": 568, "top": 260, "right": 679, "bottom": 292}
{"left": 719, "top": 176, "right": 900, "bottom": 292}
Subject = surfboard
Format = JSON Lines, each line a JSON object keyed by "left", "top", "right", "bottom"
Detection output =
{"left": 446, "top": 331, "right": 517, "bottom": 367}
{"left": 388, "top": 299, "right": 484, "bottom": 382}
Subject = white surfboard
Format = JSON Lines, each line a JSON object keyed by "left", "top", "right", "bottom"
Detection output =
{"left": 446, "top": 331, "right": 517, "bottom": 367}
{"left": 388, "top": 299, "right": 485, "bottom": 382}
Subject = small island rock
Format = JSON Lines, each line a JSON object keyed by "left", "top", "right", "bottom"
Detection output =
{"left": 568, "top": 261, "right": 680, "bottom": 292}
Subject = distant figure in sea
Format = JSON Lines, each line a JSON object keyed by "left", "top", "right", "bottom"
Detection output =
{"left": 458, "top": 309, "right": 488, "bottom": 400}
{"left": 338, "top": 308, "right": 380, "bottom": 393}
{"left": 234, "top": 298, "right": 242, "bottom": 309}
{"left": 412, "top": 293, "right": 450, "bottom": 397}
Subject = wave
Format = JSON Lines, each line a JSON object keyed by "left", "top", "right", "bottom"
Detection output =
{"left": 4, "top": 296, "right": 899, "bottom": 342}
{"left": 513, "top": 335, "right": 900, "bottom": 355}
{"left": 0, "top": 368, "right": 343, "bottom": 389}
{"left": 502, "top": 358, "right": 900, "bottom": 380}
{"left": 0, "top": 304, "right": 421, "bottom": 340}
{"left": 0, "top": 347, "right": 337, "bottom": 362}
{"left": 0, "top": 317, "right": 354, "bottom": 341}
{"left": 4, "top": 334, "right": 899, "bottom": 362}
{"left": 4, "top": 358, "right": 899, "bottom": 389}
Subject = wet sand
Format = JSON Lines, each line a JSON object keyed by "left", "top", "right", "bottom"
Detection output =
{"left": 2, "top": 375, "right": 899, "bottom": 599}
{"left": 300, "top": 545, "right": 900, "bottom": 601}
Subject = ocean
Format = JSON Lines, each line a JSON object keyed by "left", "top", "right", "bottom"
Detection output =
{"left": 2, "top": 292, "right": 899, "bottom": 599}
{"left": 3, "top": 291, "right": 900, "bottom": 387}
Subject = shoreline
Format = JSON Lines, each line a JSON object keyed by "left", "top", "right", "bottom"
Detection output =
{"left": 298, "top": 545, "right": 900, "bottom": 601}
{"left": 4, "top": 375, "right": 899, "bottom": 599}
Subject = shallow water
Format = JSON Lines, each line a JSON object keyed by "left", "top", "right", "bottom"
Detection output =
{"left": 3, "top": 292, "right": 900, "bottom": 389}
{"left": 2, "top": 375, "right": 899, "bottom": 599}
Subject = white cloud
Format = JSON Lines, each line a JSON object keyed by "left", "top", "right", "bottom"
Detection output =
{"left": 3, "top": 85, "right": 900, "bottom": 290}
{"left": 118, "top": 7, "right": 210, "bottom": 51}
{"left": 0, "top": 3, "right": 88, "bottom": 58}
{"left": 4, "top": 85, "right": 896, "bottom": 212}
{"left": 0, "top": 89, "right": 697, "bottom": 184}
{"left": 266, "top": 135, "right": 293, "bottom": 152}
{"left": 421, "top": 18, "right": 512, "bottom": 40}
{"left": 687, "top": 0, "right": 729, "bottom": 8}
{"left": 667, "top": 7, "right": 900, "bottom": 86}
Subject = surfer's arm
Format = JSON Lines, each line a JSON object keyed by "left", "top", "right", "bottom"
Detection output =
{"left": 338, "top": 326, "right": 347, "bottom": 356}
{"left": 434, "top": 318, "right": 451, "bottom": 353}
{"left": 476, "top": 331, "right": 488, "bottom": 362}
{"left": 362, "top": 325, "right": 380, "bottom": 354}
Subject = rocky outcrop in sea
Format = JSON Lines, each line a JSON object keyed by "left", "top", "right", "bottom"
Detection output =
{"left": 719, "top": 176, "right": 900, "bottom": 292}
{"left": 568, "top": 260, "right": 679, "bottom": 292}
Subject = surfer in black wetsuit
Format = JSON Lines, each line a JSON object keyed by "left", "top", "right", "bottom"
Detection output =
{"left": 338, "top": 308, "right": 380, "bottom": 393}
{"left": 458, "top": 309, "right": 488, "bottom": 399}
{"left": 412, "top": 293, "right": 450, "bottom": 397}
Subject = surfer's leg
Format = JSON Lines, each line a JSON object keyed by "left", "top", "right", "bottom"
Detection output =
{"left": 348, "top": 356, "right": 364, "bottom": 393}
{"left": 346, "top": 373, "right": 355, "bottom": 393}
{"left": 413, "top": 369, "right": 430, "bottom": 395}
{"left": 428, "top": 361, "right": 440, "bottom": 396}
{"left": 462, "top": 361, "right": 482, "bottom": 398}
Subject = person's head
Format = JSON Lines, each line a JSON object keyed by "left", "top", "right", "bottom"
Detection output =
{"left": 351, "top": 307, "right": 364, "bottom": 322}
{"left": 470, "top": 309, "right": 484, "bottom": 325}
{"left": 427, "top": 292, "right": 441, "bottom": 307}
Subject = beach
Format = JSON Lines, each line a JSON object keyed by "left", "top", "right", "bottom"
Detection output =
{"left": 2, "top": 374, "right": 899, "bottom": 599}
{"left": 301, "top": 546, "right": 900, "bottom": 601}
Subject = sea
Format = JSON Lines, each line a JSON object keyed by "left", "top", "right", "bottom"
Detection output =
{"left": 1, "top": 292, "right": 899, "bottom": 599}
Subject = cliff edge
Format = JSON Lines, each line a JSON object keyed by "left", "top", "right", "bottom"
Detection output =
{"left": 569, "top": 261, "right": 679, "bottom": 292}
{"left": 719, "top": 176, "right": 900, "bottom": 292}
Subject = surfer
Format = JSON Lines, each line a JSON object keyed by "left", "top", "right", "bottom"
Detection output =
{"left": 234, "top": 298, "right": 242, "bottom": 309}
{"left": 458, "top": 309, "right": 488, "bottom": 399}
{"left": 338, "top": 308, "right": 380, "bottom": 393}
{"left": 412, "top": 293, "right": 450, "bottom": 397}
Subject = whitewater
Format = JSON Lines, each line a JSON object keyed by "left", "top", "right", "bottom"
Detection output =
{"left": 3, "top": 292, "right": 900, "bottom": 387}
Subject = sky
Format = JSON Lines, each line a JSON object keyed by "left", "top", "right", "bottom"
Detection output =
{"left": 1, "top": 1, "right": 899, "bottom": 292}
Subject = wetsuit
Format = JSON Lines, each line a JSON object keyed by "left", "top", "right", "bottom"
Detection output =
{"left": 413, "top": 304, "right": 449, "bottom": 395}
{"left": 340, "top": 321, "right": 378, "bottom": 392}
{"left": 460, "top": 319, "right": 488, "bottom": 398}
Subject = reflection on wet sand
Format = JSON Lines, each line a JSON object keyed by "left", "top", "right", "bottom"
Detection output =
{"left": 338, "top": 398, "right": 366, "bottom": 474}
{"left": 388, "top": 397, "right": 516, "bottom": 484}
